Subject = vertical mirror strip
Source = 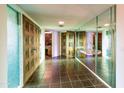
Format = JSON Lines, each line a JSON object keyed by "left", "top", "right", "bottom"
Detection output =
{"left": 7, "top": 6, "right": 20, "bottom": 88}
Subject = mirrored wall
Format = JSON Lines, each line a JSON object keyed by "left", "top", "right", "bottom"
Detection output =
{"left": 76, "top": 5, "right": 116, "bottom": 88}
{"left": 7, "top": 6, "right": 20, "bottom": 88}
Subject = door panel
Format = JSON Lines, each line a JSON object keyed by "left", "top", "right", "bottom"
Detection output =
{"left": 61, "top": 32, "right": 66, "bottom": 57}
{"left": 67, "top": 31, "right": 75, "bottom": 58}
{"left": 23, "top": 15, "right": 41, "bottom": 84}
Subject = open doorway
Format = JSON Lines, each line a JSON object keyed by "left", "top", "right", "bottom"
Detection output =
{"left": 45, "top": 31, "right": 52, "bottom": 59}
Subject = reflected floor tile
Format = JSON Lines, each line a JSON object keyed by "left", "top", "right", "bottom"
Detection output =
{"left": 40, "top": 79, "right": 51, "bottom": 85}
{"left": 95, "top": 84, "right": 108, "bottom": 88}
{"left": 87, "top": 74, "right": 96, "bottom": 80}
{"left": 61, "top": 82, "right": 72, "bottom": 88}
{"left": 52, "top": 75, "right": 60, "bottom": 79}
{"left": 80, "top": 80, "right": 93, "bottom": 87}
{"left": 61, "top": 77, "right": 70, "bottom": 83}
{"left": 69, "top": 76, "right": 79, "bottom": 81}
{"left": 52, "top": 78, "right": 60, "bottom": 83}
{"left": 90, "top": 79, "right": 103, "bottom": 85}
{"left": 60, "top": 73, "right": 68, "bottom": 77}
{"left": 71, "top": 81, "right": 82, "bottom": 88}
{"left": 38, "top": 84, "right": 50, "bottom": 88}
{"left": 85, "top": 86, "right": 95, "bottom": 88}
{"left": 79, "top": 56, "right": 115, "bottom": 87}
{"left": 50, "top": 83, "right": 60, "bottom": 88}
{"left": 78, "top": 75, "right": 89, "bottom": 81}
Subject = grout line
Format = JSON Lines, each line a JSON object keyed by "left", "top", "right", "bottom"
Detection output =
{"left": 75, "top": 57, "right": 111, "bottom": 88}
{"left": 59, "top": 63, "right": 62, "bottom": 88}
{"left": 59, "top": 73, "right": 61, "bottom": 87}
{"left": 66, "top": 59, "right": 73, "bottom": 88}
{"left": 67, "top": 71, "right": 73, "bottom": 88}
{"left": 73, "top": 58, "right": 83, "bottom": 87}
{"left": 76, "top": 74, "right": 84, "bottom": 87}
{"left": 77, "top": 70, "right": 97, "bottom": 88}
{"left": 88, "top": 78, "right": 96, "bottom": 88}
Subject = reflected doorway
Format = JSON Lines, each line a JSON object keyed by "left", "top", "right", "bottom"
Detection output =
{"left": 45, "top": 31, "right": 52, "bottom": 59}
{"left": 61, "top": 32, "right": 66, "bottom": 57}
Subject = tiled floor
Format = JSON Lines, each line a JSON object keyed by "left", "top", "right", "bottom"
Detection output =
{"left": 24, "top": 58, "right": 108, "bottom": 88}
{"left": 78, "top": 56, "right": 115, "bottom": 88}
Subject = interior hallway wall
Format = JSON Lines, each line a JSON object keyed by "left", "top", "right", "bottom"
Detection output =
{"left": 40, "top": 29, "right": 45, "bottom": 62}
{"left": 52, "top": 31, "right": 60, "bottom": 58}
{"left": 0, "top": 5, "right": 7, "bottom": 87}
{"left": 102, "top": 31, "right": 106, "bottom": 57}
{"left": 116, "top": 4, "right": 124, "bottom": 88}
{"left": 86, "top": 32, "right": 94, "bottom": 51}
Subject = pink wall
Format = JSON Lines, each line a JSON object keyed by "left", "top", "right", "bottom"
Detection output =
{"left": 52, "top": 31, "right": 60, "bottom": 57}
{"left": 116, "top": 4, "right": 124, "bottom": 88}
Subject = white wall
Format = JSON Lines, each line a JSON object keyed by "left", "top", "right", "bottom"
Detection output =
{"left": 52, "top": 31, "right": 60, "bottom": 57}
{"left": 0, "top": 5, "right": 8, "bottom": 88}
{"left": 102, "top": 31, "right": 107, "bottom": 57}
{"left": 40, "top": 29, "right": 45, "bottom": 62}
{"left": 116, "top": 4, "right": 124, "bottom": 88}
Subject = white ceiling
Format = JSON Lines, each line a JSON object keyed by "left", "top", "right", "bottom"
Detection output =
{"left": 18, "top": 4, "right": 113, "bottom": 30}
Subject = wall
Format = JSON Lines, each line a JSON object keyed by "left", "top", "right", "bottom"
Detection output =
{"left": 59, "top": 32, "right": 61, "bottom": 56}
{"left": 102, "top": 31, "right": 106, "bottom": 57}
{"left": 116, "top": 4, "right": 124, "bottom": 88}
{"left": 52, "top": 31, "right": 60, "bottom": 57}
{"left": 40, "top": 29, "right": 45, "bottom": 62}
{"left": 86, "top": 32, "right": 94, "bottom": 51}
{"left": 0, "top": 5, "right": 7, "bottom": 87}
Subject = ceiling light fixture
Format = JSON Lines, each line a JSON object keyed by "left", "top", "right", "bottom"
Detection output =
{"left": 58, "top": 21, "right": 64, "bottom": 27}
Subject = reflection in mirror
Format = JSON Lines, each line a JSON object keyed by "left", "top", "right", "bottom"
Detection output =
{"left": 76, "top": 5, "right": 116, "bottom": 88}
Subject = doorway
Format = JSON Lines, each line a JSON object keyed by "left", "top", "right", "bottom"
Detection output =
{"left": 45, "top": 31, "right": 52, "bottom": 59}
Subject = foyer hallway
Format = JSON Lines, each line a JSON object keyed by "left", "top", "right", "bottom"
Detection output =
{"left": 24, "top": 58, "right": 108, "bottom": 88}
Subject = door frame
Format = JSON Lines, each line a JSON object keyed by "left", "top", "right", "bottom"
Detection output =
{"left": 45, "top": 31, "right": 52, "bottom": 59}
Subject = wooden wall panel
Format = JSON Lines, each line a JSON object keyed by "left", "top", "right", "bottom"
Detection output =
{"left": 23, "top": 15, "right": 41, "bottom": 84}
{"left": 61, "top": 32, "right": 66, "bottom": 56}
{"left": 66, "top": 31, "right": 75, "bottom": 58}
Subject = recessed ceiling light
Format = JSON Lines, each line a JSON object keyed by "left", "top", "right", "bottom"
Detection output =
{"left": 58, "top": 21, "right": 64, "bottom": 25}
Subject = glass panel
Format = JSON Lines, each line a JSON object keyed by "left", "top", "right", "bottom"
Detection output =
{"left": 7, "top": 6, "right": 20, "bottom": 88}
{"left": 76, "top": 31, "right": 86, "bottom": 59}
{"left": 76, "top": 6, "right": 116, "bottom": 88}
{"left": 96, "top": 6, "right": 116, "bottom": 87}
{"left": 67, "top": 32, "right": 75, "bottom": 58}
{"left": 76, "top": 18, "right": 97, "bottom": 72}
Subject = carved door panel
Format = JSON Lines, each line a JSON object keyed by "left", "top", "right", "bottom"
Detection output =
{"left": 61, "top": 32, "right": 66, "bottom": 56}
{"left": 23, "top": 15, "right": 41, "bottom": 84}
{"left": 67, "top": 31, "right": 75, "bottom": 58}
